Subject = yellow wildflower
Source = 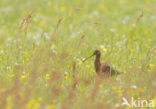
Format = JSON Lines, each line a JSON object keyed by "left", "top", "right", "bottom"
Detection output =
{"left": 26, "top": 99, "right": 39, "bottom": 109}
{"left": 149, "top": 64, "right": 155, "bottom": 67}
{"left": 77, "top": 61, "right": 82, "bottom": 65}
{"left": 100, "top": 46, "right": 107, "bottom": 52}
{"left": 86, "top": 93, "right": 89, "bottom": 98}
{"left": 117, "top": 90, "right": 123, "bottom": 96}
{"left": 86, "top": 64, "right": 90, "bottom": 68}
{"left": 112, "top": 64, "right": 115, "bottom": 68}
{"left": 9, "top": 74, "right": 15, "bottom": 78}
{"left": 147, "top": 69, "right": 151, "bottom": 72}
{"left": 117, "top": 68, "right": 121, "bottom": 72}
{"left": 129, "top": 65, "right": 132, "bottom": 69}
{"left": 65, "top": 75, "right": 68, "bottom": 79}
{"left": 20, "top": 75, "right": 26, "bottom": 80}
{"left": 99, "top": 84, "right": 103, "bottom": 88}
{"left": 24, "top": 52, "right": 28, "bottom": 55}
{"left": 45, "top": 74, "right": 50, "bottom": 80}
{"left": 130, "top": 48, "right": 133, "bottom": 52}
{"left": 37, "top": 97, "right": 42, "bottom": 102}
{"left": 145, "top": 31, "right": 149, "bottom": 35}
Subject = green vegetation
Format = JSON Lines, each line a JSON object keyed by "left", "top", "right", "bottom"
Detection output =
{"left": 0, "top": 0, "right": 156, "bottom": 109}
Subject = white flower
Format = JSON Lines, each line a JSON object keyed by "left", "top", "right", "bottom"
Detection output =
{"left": 122, "top": 20, "right": 126, "bottom": 24}
{"left": 82, "top": 58, "right": 85, "bottom": 62}
{"left": 99, "top": 45, "right": 105, "bottom": 48}
{"left": 52, "top": 49, "right": 57, "bottom": 54}
{"left": 92, "top": 11, "right": 99, "bottom": 17}
{"left": 110, "top": 28, "right": 115, "bottom": 32}
{"left": 121, "top": 16, "right": 130, "bottom": 24}
{"left": 6, "top": 66, "right": 10, "bottom": 70}
{"left": 7, "top": 37, "right": 12, "bottom": 42}
{"left": 150, "top": 16, "right": 155, "bottom": 20}
{"left": 131, "top": 85, "right": 137, "bottom": 89}
{"left": 64, "top": 72, "right": 68, "bottom": 75}
{"left": 15, "top": 63, "right": 18, "bottom": 66}
{"left": 44, "top": 32, "right": 50, "bottom": 40}
{"left": 132, "top": 24, "right": 135, "bottom": 27}
{"left": 71, "top": 32, "right": 78, "bottom": 38}
{"left": 19, "top": 46, "right": 22, "bottom": 49}
{"left": 0, "top": 50, "right": 4, "bottom": 54}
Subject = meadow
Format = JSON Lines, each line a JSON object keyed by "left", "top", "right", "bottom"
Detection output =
{"left": 0, "top": 0, "right": 156, "bottom": 109}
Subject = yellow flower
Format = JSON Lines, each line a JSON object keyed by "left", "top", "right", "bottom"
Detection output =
{"left": 26, "top": 58, "right": 30, "bottom": 61}
{"left": 117, "top": 90, "right": 123, "bottom": 96}
{"left": 20, "top": 75, "right": 26, "bottom": 79}
{"left": 147, "top": 69, "right": 151, "bottom": 72}
{"left": 149, "top": 64, "right": 155, "bottom": 67}
{"left": 99, "top": 46, "right": 107, "bottom": 52}
{"left": 130, "top": 48, "right": 133, "bottom": 52}
{"left": 86, "top": 64, "right": 90, "bottom": 68}
{"left": 77, "top": 61, "right": 82, "bottom": 65}
{"left": 112, "top": 64, "right": 115, "bottom": 68}
{"left": 26, "top": 99, "right": 39, "bottom": 109}
{"left": 65, "top": 75, "right": 68, "bottom": 79}
{"left": 117, "top": 68, "right": 121, "bottom": 72}
{"left": 9, "top": 74, "right": 15, "bottom": 78}
{"left": 145, "top": 31, "right": 149, "bottom": 35}
{"left": 129, "top": 65, "right": 132, "bottom": 69}
{"left": 45, "top": 74, "right": 50, "bottom": 80}
{"left": 24, "top": 52, "right": 28, "bottom": 55}
{"left": 37, "top": 97, "right": 42, "bottom": 102}
{"left": 86, "top": 93, "right": 89, "bottom": 98}
{"left": 99, "top": 84, "right": 103, "bottom": 88}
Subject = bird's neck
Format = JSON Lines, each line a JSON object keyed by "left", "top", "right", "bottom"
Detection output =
{"left": 94, "top": 54, "right": 101, "bottom": 73}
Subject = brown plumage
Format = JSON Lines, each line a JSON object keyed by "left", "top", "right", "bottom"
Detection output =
{"left": 83, "top": 50, "right": 121, "bottom": 77}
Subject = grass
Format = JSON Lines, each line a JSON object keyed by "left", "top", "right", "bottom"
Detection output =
{"left": 0, "top": 0, "right": 156, "bottom": 109}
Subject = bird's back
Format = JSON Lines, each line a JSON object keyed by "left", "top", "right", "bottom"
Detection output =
{"left": 100, "top": 63, "right": 120, "bottom": 76}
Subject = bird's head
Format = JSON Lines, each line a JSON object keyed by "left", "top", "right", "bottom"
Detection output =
{"left": 93, "top": 49, "right": 101, "bottom": 55}
{"left": 83, "top": 49, "right": 101, "bottom": 62}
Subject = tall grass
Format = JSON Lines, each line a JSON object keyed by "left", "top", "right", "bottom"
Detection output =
{"left": 0, "top": 0, "right": 156, "bottom": 109}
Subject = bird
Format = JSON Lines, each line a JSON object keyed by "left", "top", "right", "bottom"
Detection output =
{"left": 83, "top": 49, "right": 121, "bottom": 77}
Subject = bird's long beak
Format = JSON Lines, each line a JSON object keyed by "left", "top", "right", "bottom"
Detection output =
{"left": 82, "top": 54, "right": 94, "bottom": 62}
